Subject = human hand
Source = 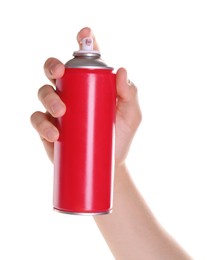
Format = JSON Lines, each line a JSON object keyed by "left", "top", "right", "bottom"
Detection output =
{"left": 30, "top": 27, "right": 142, "bottom": 167}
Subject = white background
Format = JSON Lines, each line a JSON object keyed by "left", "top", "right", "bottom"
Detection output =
{"left": 0, "top": 0, "right": 207, "bottom": 259}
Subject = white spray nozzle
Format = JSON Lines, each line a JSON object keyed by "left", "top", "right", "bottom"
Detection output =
{"left": 81, "top": 37, "right": 94, "bottom": 51}
{"left": 73, "top": 37, "right": 100, "bottom": 56}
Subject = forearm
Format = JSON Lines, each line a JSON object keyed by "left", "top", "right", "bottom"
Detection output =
{"left": 93, "top": 164, "right": 191, "bottom": 260}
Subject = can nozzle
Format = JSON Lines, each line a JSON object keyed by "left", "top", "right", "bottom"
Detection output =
{"left": 67, "top": 37, "right": 111, "bottom": 68}
{"left": 74, "top": 37, "right": 100, "bottom": 56}
{"left": 81, "top": 37, "right": 94, "bottom": 51}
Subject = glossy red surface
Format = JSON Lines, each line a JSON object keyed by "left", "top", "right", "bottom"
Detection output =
{"left": 53, "top": 68, "right": 116, "bottom": 214}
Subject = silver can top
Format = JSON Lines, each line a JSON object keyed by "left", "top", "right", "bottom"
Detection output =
{"left": 65, "top": 37, "right": 113, "bottom": 70}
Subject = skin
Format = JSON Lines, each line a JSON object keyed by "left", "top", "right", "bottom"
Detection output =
{"left": 30, "top": 27, "right": 192, "bottom": 260}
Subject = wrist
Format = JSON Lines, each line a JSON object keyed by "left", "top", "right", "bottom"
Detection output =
{"left": 114, "top": 162, "right": 128, "bottom": 183}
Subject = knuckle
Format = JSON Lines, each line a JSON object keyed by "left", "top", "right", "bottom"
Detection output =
{"left": 43, "top": 57, "right": 56, "bottom": 71}
{"left": 138, "top": 110, "right": 142, "bottom": 125}
{"left": 43, "top": 57, "right": 63, "bottom": 78}
{"left": 129, "top": 83, "right": 138, "bottom": 100}
{"left": 133, "top": 110, "right": 142, "bottom": 130}
{"left": 133, "top": 85, "right": 138, "bottom": 95}
{"left": 30, "top": 111, "right": 42, "bottom": 128}
{"left": 30, "top": 111, "right": 40, "bottom": 124}
{"left": 38, "top": 85, "right": 54, "bottom": 102}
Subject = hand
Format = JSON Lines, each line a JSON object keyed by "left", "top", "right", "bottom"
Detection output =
{"left": 30, "top": 27, "right": 142, "bottom": 167}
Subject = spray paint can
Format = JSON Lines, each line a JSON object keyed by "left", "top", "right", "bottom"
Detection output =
{"left": 53, "top": 38, "right": 116, "bottom": 215}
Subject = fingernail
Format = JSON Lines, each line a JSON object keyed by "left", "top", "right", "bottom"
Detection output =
{"left": 49, "top": 63, "right": 62, "bottom": 76}
{"left": 51, "top": 101, "right": 65, "bottom": 116}
{"left": 46, "top": 128, "right": 59, "bottom": 141}
{"left": 77, "top": 27, "right": 93, "bottom": 43}
{"left": 49, "top": 64, "right": 55, "bottom": 75}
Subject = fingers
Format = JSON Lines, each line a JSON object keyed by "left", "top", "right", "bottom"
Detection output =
{"left": 44, "top": 58, "right": 65, "bottom": 85}
{"left": 77, "top": 27, "right": 100, "bottom": 51}
{"left": 30, "top": 111, "right": 59, "bottom": 142}
{"left": 32, "top": 83, "right": 65, "bottom": 162}
{"left": 34, "top": 27, "right": 99, "bottom": 162}
{"left": 30, "top": 111, "right": 56, "bottom": 162}
{"left": 44, "top": 28, "right": 99, "bottom": 85}
{"left": 38, "top": 85, "right": 66, "bottom": 118}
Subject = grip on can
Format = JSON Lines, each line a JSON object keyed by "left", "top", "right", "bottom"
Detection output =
{"left": 53, "top": 36, "right": 115, "bottom": 215}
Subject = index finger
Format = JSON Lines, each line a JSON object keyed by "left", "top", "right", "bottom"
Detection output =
{"left": 44, "top": 58, "right": 65, "bottom": 85}
{"left": 77, "top": 27, "right": 100, "bottom": 51}
{"left": 44, "top": 27, "right": 100, "bottom": 84}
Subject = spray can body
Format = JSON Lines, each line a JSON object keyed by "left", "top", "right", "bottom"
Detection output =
{"left": 53, "top": 50, "right": 116, "bottom": 215}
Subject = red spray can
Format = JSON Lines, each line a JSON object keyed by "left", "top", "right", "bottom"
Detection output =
{"left": 53, "top": 38, "right": 116, "bottom": 215}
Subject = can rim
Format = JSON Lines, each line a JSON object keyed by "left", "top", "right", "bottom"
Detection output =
{"left": 65, "top": 65, "right": 113, "bottom": 70}
{"left": 73, "top": 51, "right": 101, "bottom": 58}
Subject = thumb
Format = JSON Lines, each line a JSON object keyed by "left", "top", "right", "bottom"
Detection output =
{"left": 116, "top": 68, "right": 141, "bottom": 130}
{"left": 116, "top": 68, "right": 133, "bottom": 102}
